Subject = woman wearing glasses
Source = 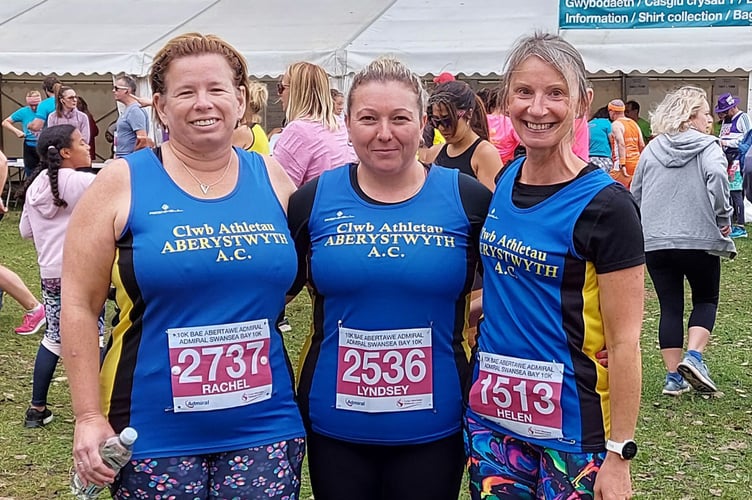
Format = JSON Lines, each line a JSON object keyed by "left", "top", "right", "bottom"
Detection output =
{"left": 47, "top": 86, "right": 90, "bottom": 143}
{"left": 288, "top": 56, "right": 491, "bottom": 500}
{"left": 272, "top": 61, "right": 356, "bottom": 187}
{"left": 423, "top": 81, "right": 503, "bottom": 191}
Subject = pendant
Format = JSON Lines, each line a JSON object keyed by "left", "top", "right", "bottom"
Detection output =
{"left": 200, "top": 184, "right": 210, "bottom": 195}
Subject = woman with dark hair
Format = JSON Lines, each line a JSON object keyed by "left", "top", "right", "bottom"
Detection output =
{"left": 47, "top": 86, "right": 90, "bottom": 143}
{"left": 589, "top": 105, "right": 614, "bottom": 172}
{"left": 20, "top": 124, "right": 97, "bottom": 428}
{"left": 76, "top": 96, "right": 99, "bottom": 161}
{"left": 424, "top": 81, "right": 502, "bottom": 190}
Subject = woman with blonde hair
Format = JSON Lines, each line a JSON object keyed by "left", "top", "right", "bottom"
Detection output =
{"left": 273, "top": 61, "right": 356, "bottom": 186}
{"left": 632, "top": 86, "right": 734, "bottom": 397}
{"left": 289, "top": 55, "right": 491, "bottom": 500}
{"left": 232, "top": 80, "right": 270, "bottom": 154}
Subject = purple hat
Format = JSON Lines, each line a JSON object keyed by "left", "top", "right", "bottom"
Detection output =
{"left": 714, "top": 92, "right": 740, "bottom": 114}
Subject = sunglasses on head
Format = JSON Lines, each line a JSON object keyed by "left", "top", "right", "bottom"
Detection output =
{"left": 276, "top": 81, "right": 289, "bottom": 95}
{"left": 428, "top": 110, "right": 466, "bottom": 129}
{"left": 113, "top": 85, "right": 129, "bottom": 92}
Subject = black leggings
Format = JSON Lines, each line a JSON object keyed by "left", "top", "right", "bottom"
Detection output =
{"left": 307, "top": 430, "right": 465, "bottom": 500}
{"left": 645, "top": 249, "right": 721, "bottom": 349}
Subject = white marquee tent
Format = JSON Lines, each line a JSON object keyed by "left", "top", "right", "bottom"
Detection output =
{"left": 0, "top": 0, "right": 750, "bottom": 78}
{"left": 1, "top": 0, "right": 750, "bottom": 161}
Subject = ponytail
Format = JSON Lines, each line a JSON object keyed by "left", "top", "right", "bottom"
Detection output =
{"left": 45, "top": 145, "right": 68, "bottom": 208}
{"left": 470, "top": 95, "right": 490, "bottom": 141}
{"left": 25, "top": 124, "right": 76, "bottom": 208}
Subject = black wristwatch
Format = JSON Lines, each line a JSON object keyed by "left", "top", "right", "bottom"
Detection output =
{"left": 606, "top": 439, "right": 638, "bottom": 460}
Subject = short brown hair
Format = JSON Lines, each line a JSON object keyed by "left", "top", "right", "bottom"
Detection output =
{"left": 149, "top": 32, "right": 250, "bottom": 127}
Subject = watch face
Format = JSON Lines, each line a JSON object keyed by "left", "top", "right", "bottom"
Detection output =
{"left": 622, "top": 441, "right": 638, "bottom": 460}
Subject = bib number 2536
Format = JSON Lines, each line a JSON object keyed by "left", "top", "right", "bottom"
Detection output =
{"left": 335, "top": 326, "right": 433, "bottom": 413}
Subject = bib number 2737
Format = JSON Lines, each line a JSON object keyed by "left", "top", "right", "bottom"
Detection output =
{"left": 167, "top": 319, "right": 273, "bottom": 412}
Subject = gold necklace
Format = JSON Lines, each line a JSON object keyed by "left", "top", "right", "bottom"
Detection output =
{"left": 169, "top": 143, "right": 233, "bottom": 195}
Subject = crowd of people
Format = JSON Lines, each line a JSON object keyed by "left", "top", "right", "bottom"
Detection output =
{"left": 0, "top": 28, "right": 747, "bottom": 500}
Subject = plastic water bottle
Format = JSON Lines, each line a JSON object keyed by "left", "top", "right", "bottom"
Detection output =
{"left": 70, "top": 427, "right": 138, "bottom": 499}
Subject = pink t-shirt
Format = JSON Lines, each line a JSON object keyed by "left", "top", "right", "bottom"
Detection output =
{"left": 273, "top": 119, "right": 357, "bottom": 187}
{"left": 572, "top": 116, "right": 590, "bottom": 161}
{"left": 487, "top": 114, "right": 520, "bottom": 164}
{"left": 488, "top": 114, "right": 590, "bottom": 163}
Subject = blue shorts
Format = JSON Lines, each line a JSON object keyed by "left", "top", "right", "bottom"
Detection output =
{"left": 112, "top": 437, "right": 305, "bottom": 499}
{"left": 464, "top": 416, "right": 605, "bottom": 500}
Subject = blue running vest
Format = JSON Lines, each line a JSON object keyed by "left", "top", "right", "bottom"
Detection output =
{"left": 468, "top": 158, "right": 615, "bottom": 453}
{"left": 300, "top": 165, "right": 474, "bottom": 444}
{"left": 103, "top": 148, "right": 304, "bottom": 459}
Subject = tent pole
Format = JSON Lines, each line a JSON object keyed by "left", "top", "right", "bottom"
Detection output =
{"left": 620, "top": 71, "right": 627, "bottom": 101}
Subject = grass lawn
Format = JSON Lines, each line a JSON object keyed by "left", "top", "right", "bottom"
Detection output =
{"left": 0, "top": 206, "right": 750, "bottom": 499}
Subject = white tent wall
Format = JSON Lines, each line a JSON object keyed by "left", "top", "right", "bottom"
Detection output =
{"left": 588, "top": 70, "right": 749, "bottom": 121}
{"left": 0, "top": 0, "right": 750, "bottom": 155}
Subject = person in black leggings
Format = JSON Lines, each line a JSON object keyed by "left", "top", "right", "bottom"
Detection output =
{"left": 632, "top": 85, "right": 736, "bottom": 396}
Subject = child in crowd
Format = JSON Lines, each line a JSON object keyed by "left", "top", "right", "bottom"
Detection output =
{"left": 20, "top": 124, "right": 98, "bottom": 428}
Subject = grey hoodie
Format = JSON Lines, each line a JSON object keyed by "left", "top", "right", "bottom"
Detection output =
{"left": 631, "top": 129, "right": 736, "bottom": 258}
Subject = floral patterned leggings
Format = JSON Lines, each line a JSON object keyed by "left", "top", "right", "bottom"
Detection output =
{"left": 112, "top": 437, "right": 305, "bottom": 499}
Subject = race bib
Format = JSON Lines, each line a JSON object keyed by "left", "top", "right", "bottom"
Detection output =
{"left": 167, "top": 319, "right": 272, "bottom": 412}
{"left": 469, "top": 352, "right": 564, "bottom": 439}
{"left": 335, "top": 326, "right": 433, "bottom": 413}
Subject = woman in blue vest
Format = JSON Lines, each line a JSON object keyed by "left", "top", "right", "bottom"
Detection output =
{"left": 288, "top": 57, "right": 492, "bottom": 500}
{"left": 465, "top": 33, "right": 645, "bottom": 499}
{"left": 61, "top": 33, "right": 305, "bottom": 499}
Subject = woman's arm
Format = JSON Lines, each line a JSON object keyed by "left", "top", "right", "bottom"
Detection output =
{"left": 594, "top": 265, "right": 643, "bottom": 499}
{"left": 61, "top": 160, "right": 130, "bottom": 486}
{"left": 472, "top": 141, "right": 504, "bottom": 192}
{"left": 2, "top": 117, "right": 25, "bottom": 139}
{"left": 261, "top": 154, "right": 296, "bottom": 213}
{"left": 703, "top": 143, "right": 733, "bottom": 227}
{"left": 78, "top": 112, "right": 91, "bottom": 143}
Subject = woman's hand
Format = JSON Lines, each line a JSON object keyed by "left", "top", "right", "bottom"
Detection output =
{"left": 72, "top": 414, "right": 117, "bottom": 487}
{"left": 720, "top": 225, "right": 731, "bottom": 237}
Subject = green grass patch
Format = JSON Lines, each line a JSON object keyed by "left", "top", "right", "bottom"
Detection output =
{"left": 1, "top": 207, "right": 750, "bottom": 499}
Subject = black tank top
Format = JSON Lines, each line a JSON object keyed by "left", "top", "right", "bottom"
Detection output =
{"left": 434, "top": 137, "right": 483, "bottom": 178}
